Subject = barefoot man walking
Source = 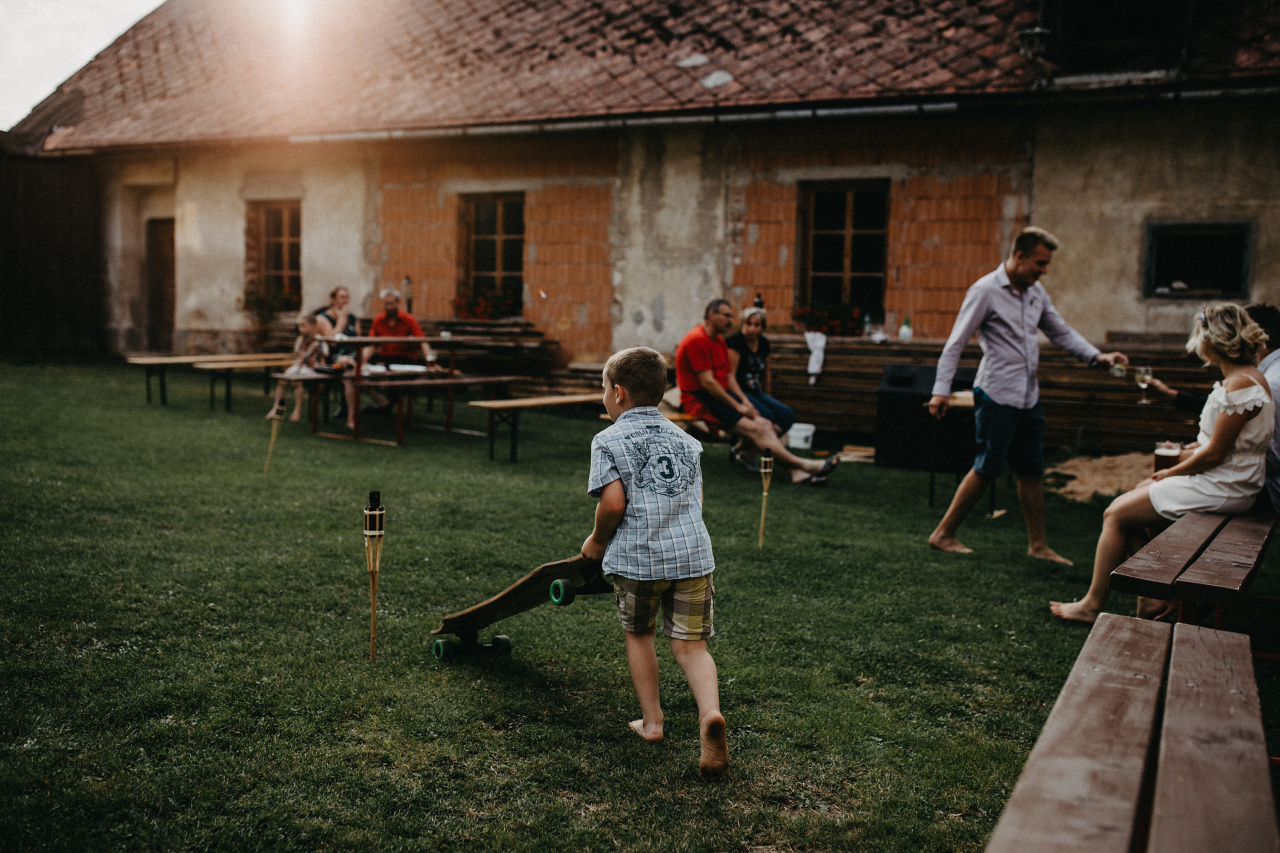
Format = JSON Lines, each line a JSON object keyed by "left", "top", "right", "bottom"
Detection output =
{"left": 927, "top": 227, "right": 1128, "bottom": 562}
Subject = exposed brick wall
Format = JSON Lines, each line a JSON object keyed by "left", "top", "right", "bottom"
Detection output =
{"left": 731, "top": 118, "right": 1030, "bottom": 339}
{"left": 524, "top": 184, "right": 614, "bottom": 360}
{"left": 377, "top": 136, "right": 615, "bottom": 362}
{"left": 888, "top": 172, "right": 1028, "bottom": 338}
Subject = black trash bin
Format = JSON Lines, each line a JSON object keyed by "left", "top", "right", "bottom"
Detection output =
{"left": 875, "top": 364, "right": 977, "bottom": 472}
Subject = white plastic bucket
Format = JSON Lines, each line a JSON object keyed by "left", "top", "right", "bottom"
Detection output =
{"left": 787, "top": 423, "right": 816, "bottom": 450}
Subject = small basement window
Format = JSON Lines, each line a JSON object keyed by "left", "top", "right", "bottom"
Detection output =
{"left": 1144, "top": 223, "right": 1250, "bottom": 299}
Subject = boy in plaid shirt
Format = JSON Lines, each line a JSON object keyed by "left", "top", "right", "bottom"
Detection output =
{"left": 582, "top": 346, "right": 728, "bottom": 780}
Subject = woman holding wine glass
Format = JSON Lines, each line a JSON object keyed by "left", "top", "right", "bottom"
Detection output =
{"left": 1052, "top": 302, "right": 1273, "bottom": 623}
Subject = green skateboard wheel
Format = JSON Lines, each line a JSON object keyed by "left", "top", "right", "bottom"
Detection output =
{"left": 490, "top": 635, "right": 512, "bottom": 655}
{"left": 549, "top": 578, "right": 576, "bottom": 606}
{"left": 432, "top": 638, "right": 455, "bottom": 661}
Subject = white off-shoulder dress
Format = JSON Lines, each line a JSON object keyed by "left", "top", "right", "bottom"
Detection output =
{"left": 1148, "top": 377, "right": 1275, "bottom": 520}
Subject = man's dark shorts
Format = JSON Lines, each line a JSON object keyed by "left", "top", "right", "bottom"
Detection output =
{"left": 692, "top": 389, "right": 746, "bottom": 428}
{"left": 972, "top": 387, "right": 1045, "bottom": 478}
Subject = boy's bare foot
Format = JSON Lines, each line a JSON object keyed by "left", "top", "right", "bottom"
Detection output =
{"left": 289, "top": 411, "right": 302, "bottom": 423}
{"left": 629, "top": 718, "right": 663, "bottom": 742}
{"left": 928, "top": 533, "right": 973, "bottom": 554}
{"left": 698, "top": 712, "right": 729, "bottom": 781}
{"left": 1049, "top": 600, "right": 1098, "bottom": 624}
{"left": 1029, "top": 546, "right": 1073, "bottom": 565}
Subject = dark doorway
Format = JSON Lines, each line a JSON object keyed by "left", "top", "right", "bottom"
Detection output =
{"left": 145, "top": 218, "right": 175, "bottom": 351}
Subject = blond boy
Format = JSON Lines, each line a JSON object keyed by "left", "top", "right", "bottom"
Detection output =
{"left": 582, "top": 346, "right": 728, "bottom": 780}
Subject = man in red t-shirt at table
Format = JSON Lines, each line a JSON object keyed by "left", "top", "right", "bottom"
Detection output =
{"left": 345, "top": 289, "right": 437, "bottom": 423}
{"left": 675, "top": 299, "right": 837, "bottom": 486}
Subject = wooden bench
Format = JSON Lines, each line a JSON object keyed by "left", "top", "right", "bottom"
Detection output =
{"left": 126, "top": 353, "right": 293, "bottom": 405}
{"left": 469, "top": 393, "right": 603, "bottom": 461}
{"left": 1110, "top": 508, "right": 1279, "bottom": 628}
{"left": 193, "top": 357, "right": 300, "bottom": 411}
{"left": 986, "top": 613, "right": 1278, "bottom": 852}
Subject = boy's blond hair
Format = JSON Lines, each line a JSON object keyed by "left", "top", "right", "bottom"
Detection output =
{"left": 604, "top": 347, "right": 668, "bottom": 407}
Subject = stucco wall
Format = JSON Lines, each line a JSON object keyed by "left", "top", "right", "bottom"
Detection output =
{"left": 1033, "top": 98, "right": 1280, "bottom": 342}
{"left": 611, "top": 127, "right": 736, "bottom": 355}
{"left": 103, "top": 146, "right": 379, "bottom": 353}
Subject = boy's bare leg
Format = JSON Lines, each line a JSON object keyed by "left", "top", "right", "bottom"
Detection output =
{"left": 1018, "top": 473, "right": 1072, "bottom": 564}
{"left": 624, "top": 630, "right": 663, "bottom": 741}
{"left": 928, "top": 469, "right": 990, "bottom": 553}
{"left": 733, "top": 416, "right": 826, "bottom": 482}
{"left": 670, "top": 638, "right": 728, "bottom": 780}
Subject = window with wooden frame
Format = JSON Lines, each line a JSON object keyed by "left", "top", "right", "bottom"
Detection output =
{"left": 1144, "top": 222, "right": 1250, "bottom": 299}
{"left": 245, "top": 200, "right": 302, "bottom": 312}
{"left": 797, "top": 181, "right": 890, "bottom": 330}
{"left": 456, "top": 194, "right": 524, "bottom": 320}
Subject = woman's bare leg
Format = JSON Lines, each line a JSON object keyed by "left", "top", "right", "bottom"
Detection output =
{"left": 1051, "top": 481, "right": 1163, "bottom": 623}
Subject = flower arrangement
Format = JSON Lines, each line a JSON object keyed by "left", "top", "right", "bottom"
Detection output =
{"left": 452, "top": 282, "right": 523, "bottom": 320}
{"left": 791, "top": 303, "right": 865, "bottom": 336}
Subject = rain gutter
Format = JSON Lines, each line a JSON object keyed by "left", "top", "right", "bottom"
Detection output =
{"left": 284, "top": 100, "right": 961, "bottom": 145}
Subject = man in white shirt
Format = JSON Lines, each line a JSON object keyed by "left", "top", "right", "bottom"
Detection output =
{"left": 927, "top": 227, "right": 1128, "bottom": 561}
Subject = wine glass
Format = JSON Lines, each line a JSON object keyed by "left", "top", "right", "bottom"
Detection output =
{"left": 1135, "top": 366, "right": 1153, "bottom": 404}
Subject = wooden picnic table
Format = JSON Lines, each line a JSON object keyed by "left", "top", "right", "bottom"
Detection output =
{"left": 985, "top": 613, "right": 1278, "bottom": 852}
{"left": 279, "top": 368, "right": 530, "bottom": 446}
{"left": 470, "top": 392, "right": 604, "bottom": 461}
{"left": 126, "top": 352, "right": 294, "bottom": 405}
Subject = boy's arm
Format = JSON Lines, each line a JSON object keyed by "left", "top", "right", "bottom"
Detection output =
{"left": 582, "top": 478, "right": 626, "bottom": 560}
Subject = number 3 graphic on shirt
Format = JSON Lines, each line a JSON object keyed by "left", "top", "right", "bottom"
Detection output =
{"left": 656, "top": 455, "right": 675, "bottom": 480}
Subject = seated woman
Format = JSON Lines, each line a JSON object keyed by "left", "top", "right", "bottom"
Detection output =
{"left": 725, "top": 306, "right": 796, "bottom": 470}
{"left": 314, "top": 286, "right": 360, "bottom": 419}
{"left": 1051, "top": 302, "right": 1273, "bottom": 624}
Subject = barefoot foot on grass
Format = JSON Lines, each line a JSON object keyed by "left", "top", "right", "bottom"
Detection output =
{"left": 928, "top": 533, "right": 973, "bottom": 554}
{"left": 699, "top": 712, "right": 729, "bottom": 781}
{"left": 1049, "top": 600, "right": 1098, "bottom": 624}
{"left": 1029, "top": 546, "right": 1073, "bottom": 565}
{"left": 629, "top": 719, "right": 662, "bottom": 742}
{"left": 289, "top": 411, "right": 302, "bottom": 423}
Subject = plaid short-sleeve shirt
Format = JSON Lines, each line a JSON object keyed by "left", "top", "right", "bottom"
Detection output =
{"left": 588, "top": 406, "right": 714, "bottom": 581}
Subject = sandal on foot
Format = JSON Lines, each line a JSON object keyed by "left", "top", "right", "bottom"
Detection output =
{"left": 818, "top": 456, "right": 840, "bottom": 475}
{"left": 796, "top": 474, "right": 828, "bottom": 487}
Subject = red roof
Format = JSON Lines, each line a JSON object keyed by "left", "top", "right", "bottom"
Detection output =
{"left": 12, "top": 0, "right": 1280, "bottom": 152}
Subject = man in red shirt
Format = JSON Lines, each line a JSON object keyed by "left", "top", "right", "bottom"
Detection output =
{"left": 676, "top": 299, "right": 836, "bottom": 485}
{"left": 363, "top": 289, "right": 433, "bottom": 365}
{"left": 346, "top": 289, "right": 436, "bottom": 420}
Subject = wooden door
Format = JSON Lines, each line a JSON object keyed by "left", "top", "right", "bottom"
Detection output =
{"left": 145, "top": 218, "right": 175, "bottom": 351}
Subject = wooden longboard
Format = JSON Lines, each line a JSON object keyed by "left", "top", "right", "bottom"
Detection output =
{"left": 431, "top": 554, "right": 609, "bottom": 655}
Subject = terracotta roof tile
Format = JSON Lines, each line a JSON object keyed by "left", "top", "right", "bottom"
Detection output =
{"left": 11, "top": 0, "right": 1277, "bottom": 151}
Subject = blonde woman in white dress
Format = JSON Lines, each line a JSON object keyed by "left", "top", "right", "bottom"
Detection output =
{"left": 1052, "top": 302, "right": 1273, "bottom": 624}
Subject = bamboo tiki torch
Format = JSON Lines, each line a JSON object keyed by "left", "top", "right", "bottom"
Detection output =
{"left": 263, "top": 408, "right": 284, "bottom": 476}
{"left": 758, "top": 451, "right": 774, "bottom": 550}
{"left": 363, "top": 491, "right": 385, "bottom": 661}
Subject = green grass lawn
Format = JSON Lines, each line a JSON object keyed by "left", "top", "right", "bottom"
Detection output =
{"left": 2, "top": 359, "right": 1277, "bottom": 852}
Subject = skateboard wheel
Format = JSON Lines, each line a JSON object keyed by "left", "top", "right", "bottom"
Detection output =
{"left": 549, "top": 578, "right": 576, "bottom": 606}
{"left": 432, "top": 638, "right": 455, "bottom": 661}
{"left": 490, "top": 635, "right": 512, "bottom": 655}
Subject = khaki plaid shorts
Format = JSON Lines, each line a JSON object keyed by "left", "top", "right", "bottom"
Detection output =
{"left": 610, "top": 574, "right": 714, "bottom": 640}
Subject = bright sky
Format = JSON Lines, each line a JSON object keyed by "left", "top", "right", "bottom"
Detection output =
{"left": 0, "top": 0, "right": 163, "bottom": 130}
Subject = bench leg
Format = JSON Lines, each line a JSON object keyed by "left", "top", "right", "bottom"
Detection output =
{"left": 144, "top": 366, "right": 154, "bottom": 404}
{"left": 487, "top": 410, "right": 496, "bottom": 460}
{"left": 224, "top": 370, "right": 233, "bottom": 412}
{"left": 208, "top": 373, "right": 217, "bottom": 410}
{"left": 159, "top": 367, "right": 168, "bottom": 406}
{"left": 509, "top": 410, "right": 520, "bottom": 463}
